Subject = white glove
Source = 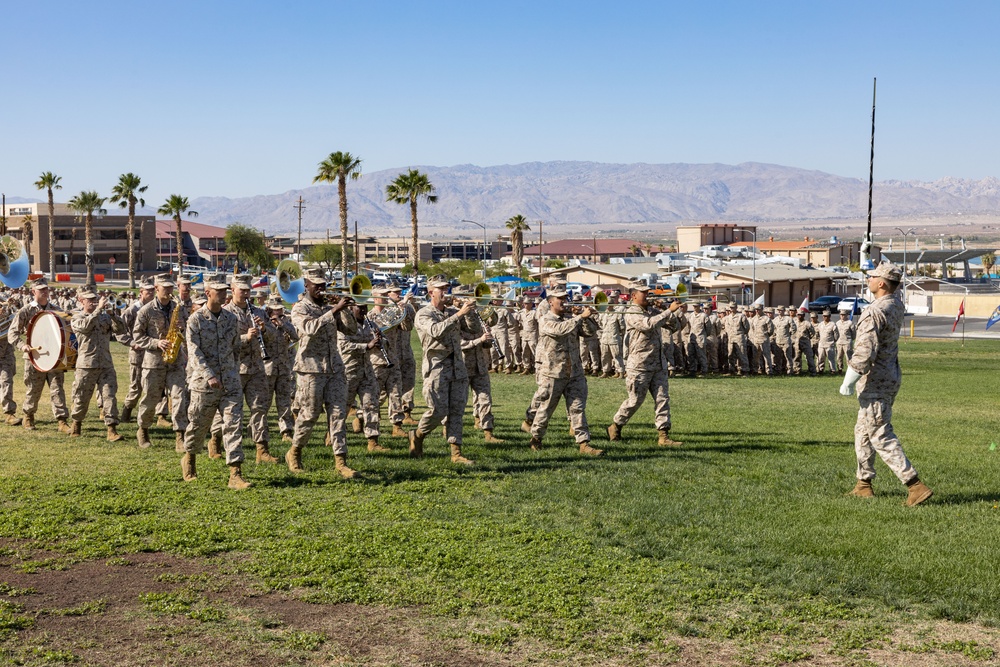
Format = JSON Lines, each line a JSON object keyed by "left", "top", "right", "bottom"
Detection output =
{"left": 839, "top": 367, "right": 862, "bottom": 396}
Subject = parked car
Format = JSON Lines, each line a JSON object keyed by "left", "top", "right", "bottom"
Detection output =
{"left": 523, "top": 286, "right": 545, "bottom": 299}
{"left": 837, "top": 297, "right": 871, "bottom": 313}
{"left": 566, "top": 282, "right": 591, "bottom": 298}
{"left": 807, "top": 295, "right": 844, "bottom": 313}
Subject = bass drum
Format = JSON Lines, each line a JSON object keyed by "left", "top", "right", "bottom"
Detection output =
{"left": 27, "top": 311, "right": 78, "bottom": 373}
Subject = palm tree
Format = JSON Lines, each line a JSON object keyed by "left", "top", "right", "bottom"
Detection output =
{"left": 629, "top": 244, "right": 640, "bottom": 258}
{"left": 157, "top": 195, "right": 198, "bottom": 279}
{"left": 21, "top": 213, "right": 34, "bottom": 267}
{"left": 34, "top": 172, "right": 62, "bottom": 280}
{"left": 67, "top": 191, "right": 107, "bottom": 287}
{"left": 109, "top": 173, "right": 148, "bottom": 289}
{"left": 313, "top": 152, "right": 362, "bottom": 286}
{"left": 505, "top": 214, "right": 531, "bottom": 274}
{"left": 981, "top": 252, "right": 996, "bottom": 280}
{"left": 386, "top": 169, "right": 437, "bottom": 275}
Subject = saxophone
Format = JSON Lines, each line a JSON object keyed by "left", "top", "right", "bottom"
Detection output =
{"left": 162, "top": 300, "right": 184, "bottom": 365}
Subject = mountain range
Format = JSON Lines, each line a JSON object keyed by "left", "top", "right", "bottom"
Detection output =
{"left": 9, "top": 162, "right": 1000, "bottom": 236}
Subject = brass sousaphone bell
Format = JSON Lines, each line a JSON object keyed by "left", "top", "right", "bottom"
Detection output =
{"left": 275, "top": 259, "right": 305, "bottom": 304}
{"left": 0, "top": 236, "right": 29, "bottom": 290}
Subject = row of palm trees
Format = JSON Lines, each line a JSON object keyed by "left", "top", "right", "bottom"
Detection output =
{"left": 314, "top": 152, "right": 534, "bottom": 279}
{"left": 31, "top": 171, "right": 196, "bottom": 287}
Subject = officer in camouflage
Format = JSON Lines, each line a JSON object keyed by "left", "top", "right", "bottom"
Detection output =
{"left": 69, "top": 288, "right": 126, "bottom": 441}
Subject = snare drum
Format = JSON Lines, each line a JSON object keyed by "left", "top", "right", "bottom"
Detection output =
{"left": 27, "top": 310, "right": 78, "bottom": 373}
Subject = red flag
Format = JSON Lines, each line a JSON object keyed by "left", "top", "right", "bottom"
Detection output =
{"left": 951, "top": 298, "right": 965, "bottom": 332}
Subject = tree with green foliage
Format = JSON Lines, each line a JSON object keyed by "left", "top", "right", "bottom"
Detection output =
{"left": 225, "top": 223, "right": 275, "bottom": 272}
{"left": 306, "top": 242, "right": 354, "bottom": 272}
{"left": 157, "top": 195, "right": 197, "bottom": 278}
{"left": 34, "top": 172, "right": 62, "bottom": 280}
{"left": 386, "top": 169, "right": 436, "bottom": 275}
{"left": 505, "top": 214, "right": 530, "bottom": 273}
{"left": 68, "top": 191, "right": 107, "bottom": 287}
{"left": 313, "top": 152, "right": 362, "bottom": 286}
{"left": 20, "top": 213, "right": 34, "bottom": 267}
{"left": 981, "top": 252, "right": 996, "bottom": 279}
{"left": 108, "top": 173, "right": 148, "bottom": 288}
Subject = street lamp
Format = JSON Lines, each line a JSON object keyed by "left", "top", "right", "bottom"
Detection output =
{"left": 895, "top": 227, "right": 916, "bottom": 305}
{"left": 734, "top": 227, "right": 757, "bottom": 304}
{"left": 461, "top": 219, "right": 488, "bottom": 281}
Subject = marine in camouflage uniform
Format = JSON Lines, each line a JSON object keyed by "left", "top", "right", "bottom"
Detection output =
{"left": 410, "top": 276, "right": 476, "bottom": 464}
{"left": 519, "top": 300, "right": 538, "bottom": 374}
{"left": 264, "top": 297, "right": 298, "bottom": 441}
{"left": 770, "top": 306, "right": 796, "bottom": 376}
{"left": 526, "top": 288, "right": 603, "bottom": 456}
{"left": 69, "top": 289, "right": 126, "bottom": 441}
{"left": 133, "top": 275, "right": 189, "bottom": 449}
{"left": 608, "top": 283, "right": 684, "bottom": 446}
{"left": 182, "top": 279, "right": 251, "bottom": 490}
{"left": 816, "top": 309, "right": 839, "bottom": 375}
{"left": 338, "top": 303, "right": 385, "bottom": 452}
{"left": 705, "top": 304, "right": 723, "bottom": 374}
{"left": 0, "top": 301, "right": 18, "bottom": 424}
{"left": 685, "top": 302, "right": 709, "bottom": 376}
{"left": 840, "top": 262, "right": 931, "bottom": 506}
{"left": 793, "top": 310, "right": 817, "bottom": 376}
{"left": 118, "top": 280, "right": 155, "bottom": 422}
{"left": 459, "top": 299, "right": 503, "bottom": 443}
{"left": 722, "top": 303, "right": 750, "bottom": 375}
{"left": 386, "top": 287, "right": 418, "bottom": 424}
{"left": 835, "top": 309, "right": 856, "bottom": 372}
{"left": 599, "top": 301, "right": 626, "bottom": 378}
{"left": 368, "top": 290, "right": 405, "bottom": 437}
{"left": 8, "top": 278, "right": 70, "bottom": 432}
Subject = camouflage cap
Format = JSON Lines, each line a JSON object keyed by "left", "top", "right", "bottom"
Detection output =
{"left": 386, "top": 284, "right": 402, "bottom": 293}
{"left": 31, "top": 277, "right": 49, "bottom": 289}
{"left": 868, "top": 261, "right": 903, "bottom": 282}
{"left": 139, "top": 277, "right": 155, "bottom": 290}
{"left": 822, "top": 308, "right": 832, "bottom": 316}
{"left": 231, "top": 274, "right": 252, "bottom": 290}
{"left": 154, "top": 273, "right": 175, "bottom": 288}
{"left": 427, "top": 274, "right": 450, "bottom": 289}
{"left": 304, "top": 268, "right": 327, "bottom": 284}
{"left": 627, "top": 280, "right": 650, "bottom": 292}
{"left": 77, "top": 288, "right": 98, "bottom": 300}
{"left": 177, "top": 276, "right": 193, "bottom": 286}
{"left": 547, "top": 289, "right": 568, "bottom": 299}
{"left": 192, "top": 293, "right": 208, "bottom": 305}
{"left": 266, "top": 295, "right": 285, "bottom": 310}
{"left": 810, "top": 311, "right": 819, "bottom": 318}
{"left": 728, "top": 302, "right": 738, "bottom": 310}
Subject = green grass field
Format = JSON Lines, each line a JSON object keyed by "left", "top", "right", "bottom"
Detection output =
{"left": 0, "top": 338, "right": 998, "bottom": 665}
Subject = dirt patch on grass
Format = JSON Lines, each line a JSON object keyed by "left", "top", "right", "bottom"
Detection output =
{"left": 1, "top": 543, "right": 999, "bottom": 666}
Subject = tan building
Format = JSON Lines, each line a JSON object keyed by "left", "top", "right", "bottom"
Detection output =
{"left": 730, "top": 239, "right": 878, "bottom": 268}
{"left": 692, "top": 264, "right": 842, "bottom": 306}
{"left": 677, "top": 224, "right": 755, "bottom": 253}
{"left": 1, "top": 202, "right": 157, "bottom": 276}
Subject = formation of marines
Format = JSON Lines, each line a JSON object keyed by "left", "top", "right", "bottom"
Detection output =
{"left": 0, "top": 260, "right": 930, "bottom": 505}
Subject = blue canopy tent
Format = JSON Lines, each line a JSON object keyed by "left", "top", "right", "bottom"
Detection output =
{"left": 485, "top": 276, "right": 519, "bottom": 283}
{"left": 511, "top": 281, "right": 540, "bottom": 289}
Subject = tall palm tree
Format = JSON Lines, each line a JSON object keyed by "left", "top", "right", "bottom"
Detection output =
{"left": 34, "top": 172, "right": 62, "bottom": 280}
{"left": 313, "top": 152, "right": 362, "bottom": 286}
{"left": 157, "top": 195, "right": 197, "bottom": 279}
{"left": 109, "top": 173, "right": 148, "bottom": 289}
{"left": 21, "top": 213, "right": 34, "bottom": 267}
{"left": 67, "top": 191, "right": 107, "bottom": 287}
{"left": 505, "top": 214, "right": 531, "bottom": 274}
{"left": 982, "top": 252, "right": 996, "bottom": 281}
{"left": 386, "top": 169, "right": 437, "bottom": 275}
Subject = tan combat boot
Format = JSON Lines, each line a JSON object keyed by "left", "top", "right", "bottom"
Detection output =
{"left": 334, "top": 454, "right": 358, "bottom": 479}
{"left": 579, "top": 441, "right": 605, "bottom": 457}
{"left": 408, "top": 431, "right": 424, "bottom": 459}
{"left": 367, "top": 438, "right": 389, "bottom": 453}
{"left": 5, "top": 414, "right": 21, "bottom": 426}
{"left": 181, "top": 452, "right": 197, "bottom": 482}
{"left": 607, "top": 423, "right": 622, "bottom": 442}
{"left": 450, "top": 443, "right": 474, "bottom": 465}
{"left": 847, "top": 480, "right": 874, "bottom": 498}
{"left": 207, "top": 431, "right": 223, "bottom": 459}
{"left": 657, "top": 430, "right": 682, "bottom": 447}
{"left": 285, "top": 445, "right": 304, "bottom": 473}
{"left": 402, "top": 411, "right": 419, "bottom": 426}
{"left": 530, "top": 437, "right": 543, "bottom": 452}
{"left": 23, "top": 414, "right": 35, "bottom": 431}
{"left": 569, "top": 425, "right": 575, "bottom": 437}
{"left": 473, "top": 416, "right": 481, "bottom": 430}
{"left": 483, "top": 430, "right": 504, "bottom": 443}
{"left": 106, "top": 425, "right": 124, "bottom": 442}
{"left": 99, "top": 408, "right": 105, "bottom": 421}
{"left": 351, "top": 416, "right": 363, "bottom": 434}
{"left": 255, "top": 443, "right": 278, "bottom": 464}
{"left": 175, "top": 431, "right": 185, "bottom": 453}
{"left": 520, "top": 420, "right": 532, "bottom": 434}
{"left": 228, "top": 464, "right": 252, "bottom": 490}
{"left": 281, "top": 431, "right": 293, "bottom": 443}
{"left": 58, "top": 419, "right": 72, "bottom": 435}
{"left": 156, "top": 416, "right": 172, "bottom": 428}
{"left": 391, "top": 423, "right": 406, "bottom": 438}
{"left": 325, "top": 431, "right": 332, "bottom": 446}
{"left": 137, "top": 427, "right": 152, "bottom": 449}
{"left": 905, "top": 479, "right": 933, "bottom": 507}
{"left": 69, "top": 420, "right": 83, "bottom": 438}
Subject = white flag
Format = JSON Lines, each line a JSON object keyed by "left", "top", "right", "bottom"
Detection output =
{"left": 752, "top": 294, "right": 765, "bottom": 307}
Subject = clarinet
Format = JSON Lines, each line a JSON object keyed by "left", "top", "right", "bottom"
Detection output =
{"left": 365, "top": 318, "right": 394, "bottom": 368}
{"left": 251, "top": 311, "right": 271, "bottom": 361}
{"left": 474, "top": 307, "right": 504, "bottom": 360}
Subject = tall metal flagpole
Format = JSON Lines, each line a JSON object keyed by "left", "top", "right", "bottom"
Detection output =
{"left": 860, "top": 78, "right": 877, "bottom": 273}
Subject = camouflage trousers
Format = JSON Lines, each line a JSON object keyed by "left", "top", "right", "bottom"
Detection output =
{"left": 793, "top": 340, "right": 816, "bottom": 375}
{"left": 509, "top": 333, "right": 523, "bottom": 368}
{"left": 750, "top": 340, "right": 773, "bottom": 375}
{"left": 242, "top": 372, "right": 270, "bottom": 445}
{"left": 467, "top": 371, "right": 494, "bottom": 431}
{"left": 122, "top": 362, "right": 142, "bottom": 411}
{"left": 817, "top": 344, "right": 837, "bottom": 374}
{"left": 687, "top": 339, "right": 708, "bottom": 375}
{"left": 0, "top": 355, "right": 16, "bottom": 415}
{"left": 186, "top": 386, "right": 245, "bottom": 465}
{"left": 613, "top": 368, "right": 671, "bottom": 432}
{"left": 836, "top": 343, "right": 852, "bottom": 372}
{"left": 265, "top": 370, "right": 296, "bottom": 435}
{"left": 399, "top": 351, "right": 416, "bottom": 413}
{"left": 529, "top": 374, "right": 590, "bottom": 444}
{"left": 491, "top": 331, "right": 514, "bottom": 369}
{"left": 22, "top": 365, "right": 68, "bottom": 420}
{"left": 138, "top": 367, "right": 189, "bottom": 432}
{"left": 727, "top": 338, "right": 750, "bottom": 375}
{"left": 600, "top": 341, "right": 624, "bottom": 375}
{"left": 521, "top": 338, "right": 536, "bottom": 372}
{"left": 584, "top": 338, "right": 601, "bottom": 373}
{"left": 854, "top": 394, "right": 916, "bottom": 484}
{"left": 374, "top": 364, "right": 403, "bottom": 425}
{"left": 70, "top": 367, "right": 119, "bottom": 425}
{"left": 706, "top": 337, "right": 720, "bottom": 373}
{"left": 293, "top": 372, "right": 348, "bottom": 455}
{"left": 346, "top": 370, "right": 380, "bottom": 439}
{"left": 416, "top": 371, "right": 469, "bottom": 445}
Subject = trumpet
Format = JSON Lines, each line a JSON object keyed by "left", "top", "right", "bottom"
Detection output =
{"left": 568, "top": 291, "right": 610, "bottom": 313}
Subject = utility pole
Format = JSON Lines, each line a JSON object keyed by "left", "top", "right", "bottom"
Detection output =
{"left": 354, "top": 220, "right": 359, "bottom": 278}
{"left": 293, "top": 196, "right": 305, "bottom": 260}
{"left": 538, "top": 220, "right": 544, "bottom": 283}
{"left": 1, "top": 193, "right": 6, "bottom": 236}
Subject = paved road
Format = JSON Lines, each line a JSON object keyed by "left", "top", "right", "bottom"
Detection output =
{"left": 901, "top": 315, "right": 1000, "bottom": 340}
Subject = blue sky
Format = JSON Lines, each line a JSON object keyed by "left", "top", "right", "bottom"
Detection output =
{"left": 2, "top": 0, "right": 997, "bottom": 203}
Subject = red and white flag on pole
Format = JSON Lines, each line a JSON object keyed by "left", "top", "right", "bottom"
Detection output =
{"left": 951, "top": 298, "right": 965, "bottom": 332}
{"left": 797, "top": 297, "right": 809, "bottom": 313}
